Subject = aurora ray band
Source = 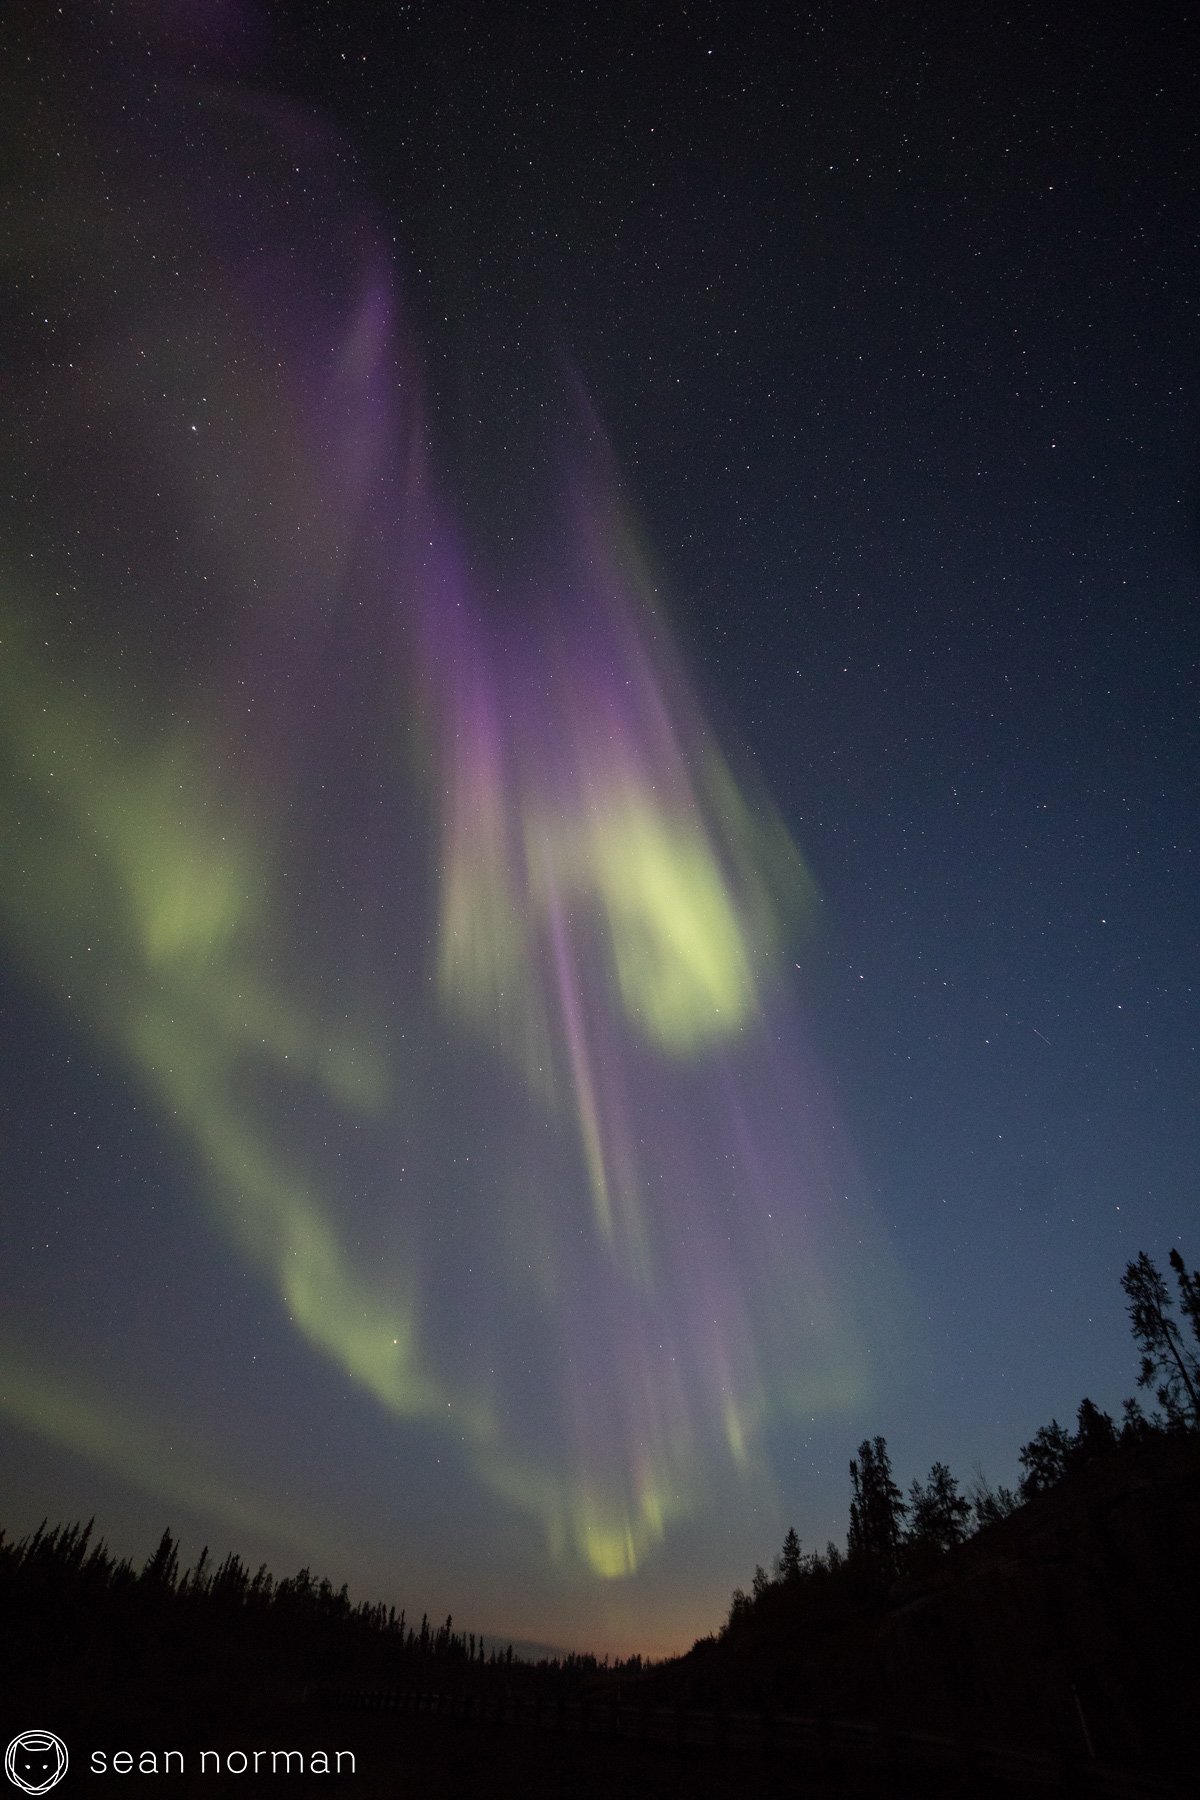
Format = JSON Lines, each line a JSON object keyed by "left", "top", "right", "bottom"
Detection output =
{"left": 0, "top": 64, "right": 872, "bottom": 1584}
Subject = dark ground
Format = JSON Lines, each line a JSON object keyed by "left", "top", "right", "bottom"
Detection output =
{"left": 17, "top": 1692, "right": 1179, "bottom": 1800}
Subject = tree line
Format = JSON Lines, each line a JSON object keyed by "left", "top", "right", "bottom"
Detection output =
{"left": 721, "top": 1245, "right": 1200, "bottom": 1632}
{"left": 0, "top": 1513, "right": 638, "bottom": 1719}
{"left": 3, "top": 1242, "right": 1195, "bottom": 1719}
{"left": 1, "top": 1514, "right": 496, "bottom": 1668}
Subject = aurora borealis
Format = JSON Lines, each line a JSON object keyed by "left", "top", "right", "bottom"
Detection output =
{"left": 2, "top": 3, "right": 1197, "bottom": 1658}
{"left": 0, "top": 5, "right": 874, "bottom": 1642}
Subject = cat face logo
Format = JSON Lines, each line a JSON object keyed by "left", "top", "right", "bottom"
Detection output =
{"left": 4, "top": 1733, "right": 68, "bottom": 1795}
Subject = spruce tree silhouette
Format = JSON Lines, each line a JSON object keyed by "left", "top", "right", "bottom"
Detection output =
{"left": 848, "top": 1437, "right": 906, "bottom": 1582}
{"left": 776, "top": 1527, "right": 802, "bottom": 1583}
{"left": 905, "top": 1461, "right": 971, "bottom": 1563}
{"left": 1072, "top": 1396, "right": 1118, "bottom": 1464}
{"left": 1167, "top": 1247, "right": 1200, "bottom": 1347}
{"left": 1121, "top": 1250, "right": 1200, "bottom": 1427}
{"left": 1017, "top": 1419, "right": 1073, "bottom": 1498}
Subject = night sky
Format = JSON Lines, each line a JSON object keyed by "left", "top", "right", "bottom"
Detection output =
{"left": 1, "top": 2, "right": 1196, "bottom": 1660}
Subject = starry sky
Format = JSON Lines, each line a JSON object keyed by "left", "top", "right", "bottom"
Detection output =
{"left": 1, "top": 1, "right": 1196, "bottom": 1659}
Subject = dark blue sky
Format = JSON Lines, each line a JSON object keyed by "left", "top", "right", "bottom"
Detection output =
{"left": 1, "top": 1, "right": 1196, "bottom": 1657}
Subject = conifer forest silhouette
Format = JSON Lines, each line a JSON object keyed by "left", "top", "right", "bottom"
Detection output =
{"left": 3, "top": 1248, "right": 1197, "bottom": 1796}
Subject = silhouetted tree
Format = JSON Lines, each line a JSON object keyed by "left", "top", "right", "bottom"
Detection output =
{"left": 1017, "top": 1419, "right": 1073, "bottom": 1498}
{"left": 848, "top": 1437, "right": 906, "bottom": 1580}
{"left": 776, "top": 1526, "right": 802, "bottom": 1584}
{"left": 725, "top": 1587, "right": 751, "bottom": 1632}
{"left": 969, "top": 1472, "right": 1019, "bottom": 1528}
{"left": 1168, "top": 1247, "right": 1200, "bottom": 1348}
{"left": 1122, "top": 1250, "right": 1200, "bottom": 1427}
{"left": 906, "top": 1462, "right": 971, "bottom": 1559}
{"left": 141, "top": 1528, "right": 180, "bottom": 1592}
{"left": 1072, "top": 1396, "right": 1118, "bottom": 1463}
{"left": 1120, "top": 1395, "right": 1155, "bottom": 1443}
{"left": 184, "top": 1546, "right": 211, "bottom": 1597}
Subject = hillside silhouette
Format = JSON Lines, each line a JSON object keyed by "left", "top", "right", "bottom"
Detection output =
{"left": 2, "top": 1247, "right": 1196, "bottom": 1795}
{"left": 650, "top": 1246, "right": 1199, "bottom": 1790}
